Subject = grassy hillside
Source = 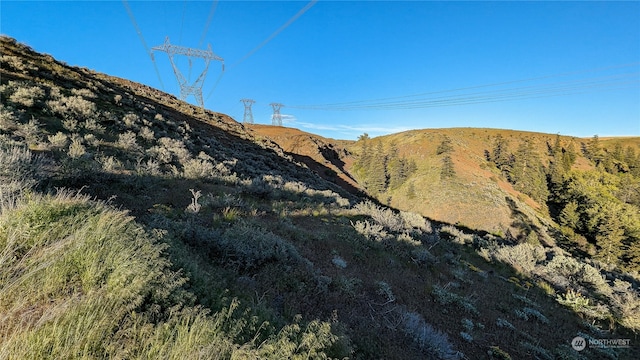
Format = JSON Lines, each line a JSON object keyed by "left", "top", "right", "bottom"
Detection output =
{"left": 252, "top": 125, "right": 640, "bottom": 246}
{"left": 2, "top": 35, "right": 640, "bottom": 359}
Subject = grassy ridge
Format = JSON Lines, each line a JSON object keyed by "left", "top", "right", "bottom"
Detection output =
{"left": 0, "top": 189, "right": 340, "bottom": 359}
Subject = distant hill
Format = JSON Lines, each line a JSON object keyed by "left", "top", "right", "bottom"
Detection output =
{"left": 2, "top": 35, "right": 639, "bottom": 360}
{"left": 252, "top": 125, "right": 640, "bottom": 238}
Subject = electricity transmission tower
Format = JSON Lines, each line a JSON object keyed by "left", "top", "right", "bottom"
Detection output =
{"left": 152, "top": 37, "right": 223, "bottom": 108}
{"left": 269, "top": 103, "right": 284, "bottom": 126}
{"left": 240, "top": 98, "right": 256, "bottom": 124}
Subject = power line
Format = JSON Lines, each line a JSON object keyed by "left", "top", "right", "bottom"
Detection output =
{"left": 179, "top": 0, "right": 187, "bottom": 45}
{"left": 199, "top": 0, "right": 219, "bottom": 48}
{"left": 121, "top": 0, "right": 165, "bottom": 90}
{"left": 288, "top": 64, "right": 640, "bottom": 111}
{"left": 206, "top": 0, "right": 317, "bottom": 102}
{"left": 230, "top": 0, "right": 318, "bottom": 70}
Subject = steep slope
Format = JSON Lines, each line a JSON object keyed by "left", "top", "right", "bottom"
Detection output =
{"left": 253, "top": 124, "right": 640, "bottom": 241}
{"left": 2, "top": 36, "right": 639, "bottom": 360}
{"left": 247, "top": 124, "right": 361, "bottom": 194}
{"left": 353, "top": 128, "right": 578, "bottom": 237}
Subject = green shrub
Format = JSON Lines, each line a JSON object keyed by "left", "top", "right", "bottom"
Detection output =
{"left": 47, "top": 94, "right": 96, "bottom": 119}
{"left": 492, "top": 242, "right": 546, "bottom": 275}
{"left": 217, "top": 220, "right": 302, "bottom": 270}
{"left": 48, "top": 131, "right": 68, "bottom": 149}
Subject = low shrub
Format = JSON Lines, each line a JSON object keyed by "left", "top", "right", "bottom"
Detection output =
{"left": 351, "top": 219, "right": 388, "bottom": 242}
{"left": 217, "top": 220, "right": 302, "bottom": 271}
{"left": 401, "top": 311, "right": 462, "bottom": 359}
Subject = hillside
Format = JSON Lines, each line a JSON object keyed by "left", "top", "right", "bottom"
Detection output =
{"left": 2, "top": 35, "right": 640, "bottom": 359}
{"left": 250, "top": 125, "right": 640, "bottom": 239}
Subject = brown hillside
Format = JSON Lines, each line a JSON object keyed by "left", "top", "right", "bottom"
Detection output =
{"left": 255, "top": 125, "right": 640, "bottom": 238}
{"left": 248, "top": 124, "right": 361, "bottom": 194}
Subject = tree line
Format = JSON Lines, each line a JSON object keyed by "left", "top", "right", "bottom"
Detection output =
{"left": 352, "top": 134, "right": 417, "bottom": 195}
{"left": 486, "top": 134, "right": 640, "bottom": 271}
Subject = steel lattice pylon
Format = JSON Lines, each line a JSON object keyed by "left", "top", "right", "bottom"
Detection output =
{"left": 240, "top": 98, "right": 256, "bottom": 124}
{"left": 269, "top": 103, "right": 283, "bottom": 126}
{"left": 152, "top": 37, "right": 223, "bottom": 108}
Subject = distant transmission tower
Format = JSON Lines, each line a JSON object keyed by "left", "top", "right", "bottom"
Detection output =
{"left": 240, "top": 98, "right": 256, "bottom": 124}
{"left": 269, "top": 103, "right": 284, "bottom": 126}
{"left": 152, "top": 37, "right": 223, "bottom": 108}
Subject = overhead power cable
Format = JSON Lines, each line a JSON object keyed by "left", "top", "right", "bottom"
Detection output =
{"left": 292, "top": 74, "right": 639, "bottom": 111}
{"left": 199, "top": 0, "right": 219, "bottom": 48}
{"left": 288, "top": 64, "right": 640, "bottom": 111}
{"left": 122, "top": 0, "right": 165, "bottom": 90}
{"left": 179, "top": 0, "right": 187, "bottom": 45}
{"left": 291, "top": 62, "right": 640, "bottom": 109}
{"left": 206, "top": 0, "right": 318, "bottom": 102}
{"left": 230, "top": 0, "right": 318, "bottom": 69}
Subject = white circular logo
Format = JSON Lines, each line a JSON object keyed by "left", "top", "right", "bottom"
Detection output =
{"left": 571, "top": 336, "right": 587, "bottom": 351}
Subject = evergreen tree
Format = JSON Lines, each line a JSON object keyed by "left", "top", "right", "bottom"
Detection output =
{"left": 353, "top": 135, "right": 372, "bottom": 176}
{"left": 624, "top": 146, "right": 637, "bottom": 166}
{"left": 617, "top": 173, "right": 640, "bottom": 206}
{"left": 386, "top": 142, "right": 417, "bottom": 190}
{"left": 436, "top": 136, "right": 453, "bottom": 155}
{"left": 441, "top": 155, "right": 455, "bottom": 181}
{"left": 621, "top": 236, "right": 640, "bottom": 272}
{"left": 624, "top": 146, "right": 640, "bottom": 177}
{"left": 387, "top": 142, "right": 405, "bottom": 189}
{"left": 612, "top": 143, "right": 624, "bottom": 162}
{"left": 511, "top": 139, "right": 548, "bottom": 204}
{"left": 548, "top": 137, "right": 566, "bottom": 197}
{"left": 406, "top": 158, "right": 417, "bottom": 176}
{"left": 358, "top": 133, "right": 370, "bottom": 141}
{"left": 563, "top": 141, "right": 577, "bottom": 171}
{"left": 594, "top": 209, "right": 625, "bottom": 266}
{"left": 585, "top": 135, "right": 606, "bottom": 166}
{"left": 407, "top": 182, "right": 416, "bottom": 199}
{"left": 491, "top": 134, "right": 513, "bottom": 178}
{"left": 550, "top": 134, "right": 562, "bottom": 157}
{"left": 559, "top": 201, "right": 580, "bottom": 229}
{"left": 367, "top": 141, "right": 388, "bottom": 193}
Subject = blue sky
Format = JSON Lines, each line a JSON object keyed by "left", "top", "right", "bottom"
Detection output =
{"left": 2, "top": 1, "right": 639, "bottom": 140}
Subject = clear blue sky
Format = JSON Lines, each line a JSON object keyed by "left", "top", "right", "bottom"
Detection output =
{"left": 2, "top": 1, "right": 639, "bottom": 140}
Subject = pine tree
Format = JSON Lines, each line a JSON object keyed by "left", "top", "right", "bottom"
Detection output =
{"left": 436, "top": 136, "right": 453, "bottom": 155}
{"left": 492, "top": 134, "right": 513, "bottom": 178}
{"left": 407, "top": 182, "right": 416, "bottom": 199}
{"left": 387, "top": 142, "right": 405, "bottom": 189}
{"left": 563, "top": 141, "right": 577, "bottom": 171}
{"left": 367, "top": 141, "right": 388, "bottom": 193}
{"left": 625, "top": 146, "right": 640, "bottom": 177}
{"left": 353, "top": 135, "right": 372, "bottom": 176}
{"left": 551, "top": 134, "right": 562, "bottom": 157}
{"left": 612, "top": 143, "right": 624, "bottom": 162}
{"left": 441, "top": 155, "right": 455, "bottom": 181}
{"left": 594, "top": 210, "right": 625, "bottom": 266}
{"left": 585, "top": 135, "right": 606, "bottom": 166}
{"left": 511, "top": 139, "right": 548, "bottom": 204}
{"left": 559, "top": 201, "right": 580, "bottom": 229}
